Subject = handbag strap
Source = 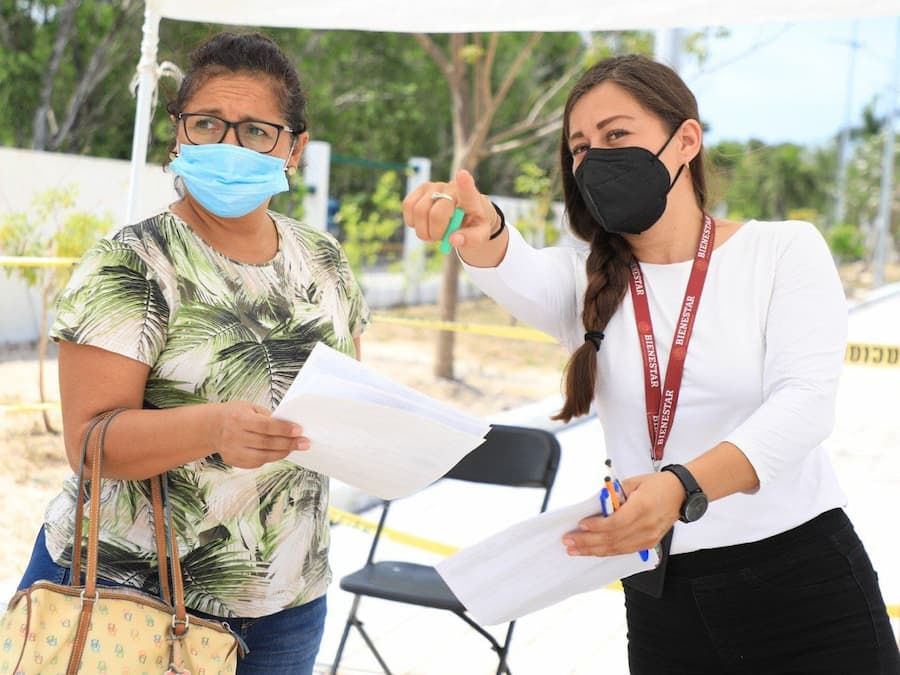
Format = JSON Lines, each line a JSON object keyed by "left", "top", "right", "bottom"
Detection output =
{"left": 72, "top": 410, "right": 183, "bottom": 623}
{"left": 150, "top": 474, "right": 174, "bottom": 606}
{"left": 71, "top": 409, "right": 126, "bottom": 587}
{"left": 157, "top": 474, "right": 189, "bottom": 635}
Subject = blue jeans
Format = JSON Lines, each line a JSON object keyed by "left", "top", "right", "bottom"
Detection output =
{"left": 18, "top": 527, "right": 327, "bottom": 675}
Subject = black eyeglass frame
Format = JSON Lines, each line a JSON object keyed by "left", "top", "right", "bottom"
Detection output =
{"left": 176, "top": 112, "right": 302, "bottom": 154}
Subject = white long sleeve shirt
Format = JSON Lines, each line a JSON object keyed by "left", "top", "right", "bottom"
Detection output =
{"left": 464, "top": 220, "right": 848, "bottom": 555}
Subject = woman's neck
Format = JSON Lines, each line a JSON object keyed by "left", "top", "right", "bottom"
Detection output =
{"left": 171, "top": 198, "right": 278, "bottom": 264}
{"left": 624, "top": 199, "right": 705, "bottom": 265}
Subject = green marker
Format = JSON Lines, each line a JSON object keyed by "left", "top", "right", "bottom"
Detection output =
{"left": 439, "top": 208, "right": 465, "bottom": 255}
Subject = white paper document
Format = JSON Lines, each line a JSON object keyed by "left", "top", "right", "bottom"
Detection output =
{"left": 273, "top": 342, "right": 491, "bottom": 499}
{"left": 436, "top": 494, "right": 660, "bottom": 625}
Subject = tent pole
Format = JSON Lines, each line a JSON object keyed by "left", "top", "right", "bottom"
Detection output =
{"left": 125, "top": 5, "right": 162, "bottom": 225}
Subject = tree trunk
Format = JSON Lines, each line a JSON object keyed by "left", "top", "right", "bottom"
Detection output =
{"left": 419, "top": 32, "right": 559, "bottom": 380}
{"left": 32, "top": 0, "right": 78, "bottom": 150}
{"left": 434, "top": 253, "right": 461, "bottom": 379}
{"left": 50, "top": 3, "right": 141, "bottom": 152}
{"left": 38, "top": 275, "right": 57, "bottom": 434}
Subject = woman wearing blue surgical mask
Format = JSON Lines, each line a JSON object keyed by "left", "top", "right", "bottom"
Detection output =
{"left": 404, "top": 55, "right": 899, "bottom": 673}
{"left": 17, "top": 32, "right": 370, "bottom": 674}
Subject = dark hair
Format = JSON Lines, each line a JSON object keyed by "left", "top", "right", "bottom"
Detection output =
{"left": 554, "top": 54, "right": 707, "bottom": 422}
{"left": 167, "top": 32, "right": 307, "bottom": 135}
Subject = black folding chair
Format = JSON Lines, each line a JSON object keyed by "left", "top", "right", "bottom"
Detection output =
{"left": 330, "top": 423, "right": 562, "bottom": 675}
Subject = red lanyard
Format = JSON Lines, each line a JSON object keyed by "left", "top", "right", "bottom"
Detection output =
{"left": 628, "top": 214, "right": 715, "bottom": 471}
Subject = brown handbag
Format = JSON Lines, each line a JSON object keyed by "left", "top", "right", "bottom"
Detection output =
{"left": 0, "top": 409, "right": 243, "bottom": 674}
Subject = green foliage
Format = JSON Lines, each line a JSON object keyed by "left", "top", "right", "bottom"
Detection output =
{"left": 0, "top": 184, "right": 110, "bottom": 292}
{"left": 513, "top": 161, "right": 560, "bottom": 246}
{"left": 682, "top": 27, "right": 731, "bottom": 67}
{"left": 270, "top": 173, "right": 307, "bottom": 223}
{"left": 707, "top": 140, "right": 829, "bottom": 222}
{"left": 844, "top": 131, "right": 900, "bottom": 247}
{"left": 0, "top": 183, "right": 111, "bottom": 430}
{"left": 336, "top": 171, "right": 404, "bottom": 274}
{"left": 0, "top": 1, "right": 143, "bottom": 153}
{"left": 826, "top": 223, "right": 866, "bottom": 263}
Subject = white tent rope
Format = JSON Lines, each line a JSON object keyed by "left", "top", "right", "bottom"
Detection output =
{"left": 129, "top": 61, "right": 184, "bottom": 110}
{"left": 125, "top": 6, "right": 162, "bottom": 224}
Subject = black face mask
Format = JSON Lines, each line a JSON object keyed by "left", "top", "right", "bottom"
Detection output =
{"left": 573, "top": 127, "right": 685, "bottom": 235}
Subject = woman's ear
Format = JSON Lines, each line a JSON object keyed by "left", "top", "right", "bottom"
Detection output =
{"left": 678, "top": 119, "right": 703, "bottom": 164}
{"left": 289, "top": 131, "right": 309, "bottom": 170}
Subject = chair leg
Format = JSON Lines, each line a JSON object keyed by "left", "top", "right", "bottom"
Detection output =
{"left": 330, "top": 596, "right": 360, "bottom": 675}
{"left": 353, "top": 618, "right": 394, "bottom": 675}
{"left": 330, "top": 595, "right": 395, "bottom": 675}
{"left": 455, "top": 612, "right": 514, "bottom": 674}
{"left": 496, "top": 620, "right": 516, "bottom": 675}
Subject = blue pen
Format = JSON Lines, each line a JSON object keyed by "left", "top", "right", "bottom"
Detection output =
{"left": 599, "top": 487, "right": 611, "bottom": 517}
{"left": 606, "top": 461, "right": 650, "bottom": 563}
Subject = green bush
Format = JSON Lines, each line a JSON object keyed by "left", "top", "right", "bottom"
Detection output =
{"left": 826, "top": 223, "right": 866, "bottom": 263}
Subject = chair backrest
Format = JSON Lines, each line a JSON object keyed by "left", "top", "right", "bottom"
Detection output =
{"left": 445, "top": 424, "right": 561, "bottom": 511}
{"left": 363, "top": 424, "right": 561, "bottom": 564}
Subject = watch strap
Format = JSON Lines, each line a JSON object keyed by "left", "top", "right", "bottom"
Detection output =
{"left": 661, "top": 463, "right": 707, "bottom": 523}
{"left": 661, "top": 463, "right": 702, "bottom": 495}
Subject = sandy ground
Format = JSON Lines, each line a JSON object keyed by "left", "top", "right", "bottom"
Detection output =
{"left": 0, "top": 298, "right": 569, "bottom": 584}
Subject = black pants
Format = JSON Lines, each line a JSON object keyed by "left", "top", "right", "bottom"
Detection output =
{"left": 625, "top": 509, "right": 900, "bottom": 675}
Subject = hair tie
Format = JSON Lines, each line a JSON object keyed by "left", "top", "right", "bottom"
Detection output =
{"left": 584, "top": 331, "right": 605, "bottom": 352}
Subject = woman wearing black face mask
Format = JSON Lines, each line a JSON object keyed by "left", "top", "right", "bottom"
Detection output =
{"left": 403, "top": 54, "right": 899, "bottom": 674}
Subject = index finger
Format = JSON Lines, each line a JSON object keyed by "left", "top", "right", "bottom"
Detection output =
{"left": 253, "top": 413, "right": 304, "bottom": 438}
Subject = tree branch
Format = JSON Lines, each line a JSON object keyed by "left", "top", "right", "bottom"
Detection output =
{"left": 32, "top": 0, "right": 79, "bottom": 150}
{"left": 0, "top": 13, "right": 13, "bottom": 50}
{"left": 485, "top": 118, "right": 563, "bottom": 156}
{"left": 523, "top": 60, "right": 582, "bottom": 125}
{"left": 489, "top": 32, "right": 543, "bottom": 117}
{"left": 414, "top": 33, "right": 452, "bottom": 79}
{"left": 478, "top": 33, "right": 498, "bottom": 115}
{"left": 468, "top": 32, "right": 543, "bottom": 154}
{"left": 50, "top": 4, "right": 141, "bottom": 151}
{"left": 486, "top": 104, "right": 564, "bottom": 146}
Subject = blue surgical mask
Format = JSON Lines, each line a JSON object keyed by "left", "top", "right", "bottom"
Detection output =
{"left": 170, "top": 143, "right": 290, "bottom": 218}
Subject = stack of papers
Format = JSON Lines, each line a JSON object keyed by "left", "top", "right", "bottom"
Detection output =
{"left": 437, "top": 494, "right": 660, "bottom": 625}
{"left": 273, "top": 343, "right": 491, "bottom": 499}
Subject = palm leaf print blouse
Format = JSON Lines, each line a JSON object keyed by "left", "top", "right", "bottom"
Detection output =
{"left": 46, "top": 210, "right": 370, "bottom": 618}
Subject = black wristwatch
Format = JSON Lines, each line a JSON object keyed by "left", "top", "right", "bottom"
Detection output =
{"left": 661, "top": 464, "right": 708, "bottom": 523}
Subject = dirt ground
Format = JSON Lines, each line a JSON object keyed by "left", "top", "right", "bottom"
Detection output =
{"left": 0, "top": 298, "right": 569, "bottom": 581}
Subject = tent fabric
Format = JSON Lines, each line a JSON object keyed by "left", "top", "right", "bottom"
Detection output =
{"left": 147, "top": 0, "right": 900, "bottom": 32}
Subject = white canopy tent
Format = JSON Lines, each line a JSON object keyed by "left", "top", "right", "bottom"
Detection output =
{"left": 126, "top": 0, "right": 900, "bottom": 221}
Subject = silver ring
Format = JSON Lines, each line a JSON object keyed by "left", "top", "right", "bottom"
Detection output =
{"left": 431, "top": 191, "right": 455, "bottom": 203}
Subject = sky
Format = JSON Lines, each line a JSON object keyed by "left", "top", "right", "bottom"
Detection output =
{"left": 674, "top": 16, "right": 899, "bottom": 147}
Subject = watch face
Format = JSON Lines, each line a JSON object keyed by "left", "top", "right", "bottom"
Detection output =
{"left": 683, "top": 493, "right": 709, "bottom": 522}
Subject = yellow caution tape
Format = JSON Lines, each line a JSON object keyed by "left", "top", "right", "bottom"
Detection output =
{"left": 326, "top": 507, "right": 899, "bottom": 613}
{"left": 0, "top": 256, "right": 79, "bottom": 268}
{"left": 377, "top": 316, "right": 900, "bottom": 369}
{"left": 374, "top": 315, "right": 557, "bottom": 343}
{"left": 328, "top": 507, "right": 631, "bottom": 593}
{"left": 844, "top": 343, "right": 900, "bottom": 368}
{"left": 327, "top": 506, "right": 459, "bottom": 557}
{"left": 0, "top": 402, "right": 59, "bottom": 414}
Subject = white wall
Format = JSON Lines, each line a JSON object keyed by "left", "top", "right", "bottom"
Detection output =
{"left": 0, "top": 147, "right": 178, "bottom": 226}
{"left": 0, "top": 148, "right": 574, "bottom": 344}
{"left": 0, "top": 148, "right": 178, "bottom": 344}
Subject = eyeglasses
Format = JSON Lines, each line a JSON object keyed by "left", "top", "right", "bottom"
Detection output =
{"left": 177, "top": 113, "right": 297, "bottom": 154}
